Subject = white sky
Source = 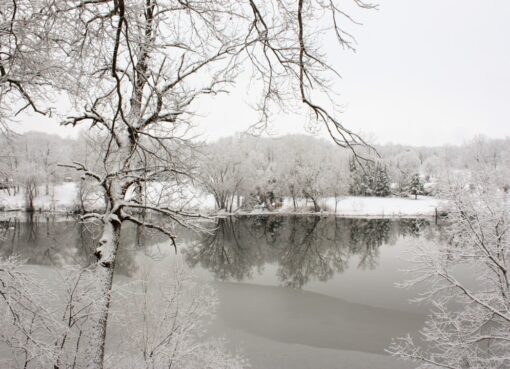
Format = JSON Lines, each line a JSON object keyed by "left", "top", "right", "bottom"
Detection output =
{"left": 15, "top": 0, "right": 510, "bottom": 146}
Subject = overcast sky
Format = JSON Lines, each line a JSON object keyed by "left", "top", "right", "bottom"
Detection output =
{"left": 16, "top": 0, "right": 510, "bottom": 146}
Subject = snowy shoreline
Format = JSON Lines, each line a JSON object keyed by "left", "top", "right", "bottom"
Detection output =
{"left": 206, "top": 194, "right": 444, "bottom": 218}
{"left": 0, "top": 210, "right": 441, "bottom": 220}
{"left": 0, "top": 182, "right": 445, "bottom": 219}
{"left": 213, "top": 211, "right": 440, "bottom": 219}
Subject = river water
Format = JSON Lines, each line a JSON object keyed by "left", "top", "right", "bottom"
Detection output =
{"left": 0, "top": 214, "right": 442, "bottom": 369}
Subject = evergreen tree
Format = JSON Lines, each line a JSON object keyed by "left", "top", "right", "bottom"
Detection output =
{"left": 373, "top": 163, "right": 391, "bottom": 197}
{"left": 349, "top": 157, "right": 365, "bottom": 196}
{"left": 408, "top": 173, "right": 425, "bottom": 199}
{"left": 349, "top": 158, "right": 391, "bottom": 197}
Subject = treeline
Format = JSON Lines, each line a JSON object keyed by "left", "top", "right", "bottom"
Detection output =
{"left": 196, "top": 134, "right": 510, "bottom": 210}
{"left": 197, "top": 135, "right": 350, "bottom": 212}
{"left": 1, "top": 132, "right": 509, "bottom": 212}
{"left": 0, "top": 132, "right": 88, "bottom": 210}
{"left": 196, "top": 135, "right": 404, "bottom": 211}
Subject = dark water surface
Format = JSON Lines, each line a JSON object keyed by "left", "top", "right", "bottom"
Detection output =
{"left": 0, "top": 214, "right": 442, "bottom": 369}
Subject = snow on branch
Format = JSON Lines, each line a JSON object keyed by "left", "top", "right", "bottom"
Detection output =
{"left": 389, "top": 173, "right": 510, "bottom": 368}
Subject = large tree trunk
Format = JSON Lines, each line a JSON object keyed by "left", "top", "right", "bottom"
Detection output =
{"left": 86, "top": 217, "right": 121, "bottom": 369}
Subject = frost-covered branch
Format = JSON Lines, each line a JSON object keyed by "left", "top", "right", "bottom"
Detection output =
{"left": 389, "top": 171, "right": 510, "bottom": 368}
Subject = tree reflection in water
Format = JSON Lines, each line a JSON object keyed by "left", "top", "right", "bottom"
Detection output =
{"left": 347, "top": 218, "right": 392, "bottom": 269}
{"left": 0, "top": 215, "right": 140, "bottom": 277}
{"left": 184, "top": 216, "right": 438, "bottom": 288}
{"left": 0, "top": 215, "right": 439, "bottom": 284}
{"left": 184, "top": 217, "right": 267, "bottom": 281}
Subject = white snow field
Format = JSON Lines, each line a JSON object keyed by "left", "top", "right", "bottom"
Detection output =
{"left": 319, "top": 196, "right": 443, "bottom": 217}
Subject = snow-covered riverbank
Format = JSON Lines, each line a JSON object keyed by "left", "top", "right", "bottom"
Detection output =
{"left": 316, "top": 196, "right": 443, "bottom": 217}
{"left": 0, "top": 183, "right": 78, "bottom": 212}
{"left": 0, "top": 182, "right": 444, "bottom": 217}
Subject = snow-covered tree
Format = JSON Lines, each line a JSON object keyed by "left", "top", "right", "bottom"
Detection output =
{"left": 421, "top": 154, "right": 442, "bottom": 180}
{"left": 198, "top": 138, "right": 246, "bottom": 211}
{"left": 372, "top": 162, "right": 391, "bottom": 197}
{"left": 0, "top": 257, "right": 246, "bottom": 369}
{"left": 391, "top": 150, "right": 421, "bottom": 196}
{"left": 407, "top": 173, "right": 424, "bottom": 200}
{"left": 0, "top": 259, "right": 101, "bottom": 369}
{"left": 0, "top": 0, "right": 68, "bottom": 133}
{"left": 349, "top": 158, "right": 391, "bottom": 197}
{"left": 348, "top": 156, "right": 369, "bottom": 196}
{"left": 322, "top": 149, "right": 350, "bottom": 211}
{"left": 50, "top": 1, "right": 375, "bottom": 367}
{"left": 109, "top": 258, "right": 246, "bottom": 369}
{"left": 278, "top": 140, "right": 342, "bottom": 212}
{"left": 462, "top": 136, "right": 510, "bottom": 192}
{"left": 389, "top": 174, "right": 510, "bottom": 368}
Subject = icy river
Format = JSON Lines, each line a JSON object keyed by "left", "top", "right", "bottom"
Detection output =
{"left": 0, "top": 214, "right": 443, "bottom": 369}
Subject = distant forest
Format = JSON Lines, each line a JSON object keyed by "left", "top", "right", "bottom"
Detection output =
{"left": 1, "top": 132, "right": 509, "bottom": 211}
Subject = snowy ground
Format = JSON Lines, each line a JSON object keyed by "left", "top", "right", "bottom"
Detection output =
{"left": 0, "top": 182, "right": 444, "bottom": 217}
{"left": 315, "top": 196, "right": 443, "bottom": 217}
{"left": 181, "top": 192, "right": 444, "bottom": 217}
{"left": 0, "top": 183, "right": 78, "bottom": 212}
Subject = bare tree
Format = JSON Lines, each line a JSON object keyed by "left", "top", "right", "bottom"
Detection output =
{"left": 40, "top": 0, "right": 378, "bottom": 368}
{"left": 390, "top": 150, "right": 421, "bottom": 196}
{"left": 198, "top": 138, "right": 246, "bottom": 211}
{"left": 110, "top": 257, "right": 246, "bottom": 369}
{"left": 0, "top": 258, "right": 100, "bottom": 369}
{"left": 388, "top": 172, "right": 510, "bottom": 368}
{"left": 1, "top": 256, "right": 246, "bottom": 369}
{"left": 0, "top": 0, "right": 65, "bottom": 133}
